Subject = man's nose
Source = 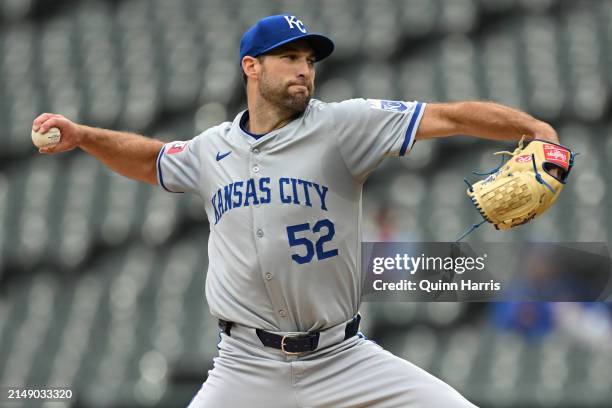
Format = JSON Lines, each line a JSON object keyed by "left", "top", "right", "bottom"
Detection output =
{"left": 296, "top": 59, "right": 312, "bottom": 78}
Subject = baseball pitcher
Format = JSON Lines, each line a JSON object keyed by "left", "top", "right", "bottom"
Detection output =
{"left": 32, "top": 14, "right": 572, "bottom": 408}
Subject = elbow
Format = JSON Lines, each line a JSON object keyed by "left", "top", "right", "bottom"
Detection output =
{"left": 141, "top": 149, "right": 161, "bottom": 185}
{"left": 448, "top": 101, "right": 481, "bottom": 134}
{"left": 416, "top": 102, "right": 465, "bottom": 140}
{"left": 147, "top": 160, "right": 160, "bottom": 185}
{"left": 435, "top": 102, "right": 475, "bottom": 136}
{"left": 147, "top": 144, "right": 164, "bottom": 185}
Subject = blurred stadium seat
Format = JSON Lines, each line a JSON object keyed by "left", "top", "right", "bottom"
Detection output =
{"left": 1, "top": 0, "right": 611, "bottom": 407}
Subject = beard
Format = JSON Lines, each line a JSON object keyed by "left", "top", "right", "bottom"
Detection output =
{"left": 258, "top": 71, "right": 314, "bottom": 114}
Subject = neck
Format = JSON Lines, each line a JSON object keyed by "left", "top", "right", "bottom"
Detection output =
{"left": 246, "top": 93, "right": 300, "bottom": 134}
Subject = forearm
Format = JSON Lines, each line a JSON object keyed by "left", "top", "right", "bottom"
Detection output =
{"left": 417, "top": 101, "right": 559, "bottom": 143}
{"left": 453, "top": 101, "right": 558, "bottom": 142}
{"left": 33, "top": 113, "right": 166, "bottom": 184}
{"left": 78, "top": 126, "right": 164, "bottom": 185}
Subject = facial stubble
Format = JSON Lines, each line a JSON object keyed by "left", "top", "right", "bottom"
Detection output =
{"left": 258, "top": 66, "right": 314, "bottom": 114}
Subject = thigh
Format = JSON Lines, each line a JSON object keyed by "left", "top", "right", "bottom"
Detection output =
{"left": 187, "top": 334, "right": 297, "bottom": 408}
{"left": 297, "top": 337, "right": 477, "bottom": 408}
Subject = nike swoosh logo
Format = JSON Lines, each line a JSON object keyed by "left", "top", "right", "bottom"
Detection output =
{"left": 216, "top": 151, "right": 231, "bottom": 161}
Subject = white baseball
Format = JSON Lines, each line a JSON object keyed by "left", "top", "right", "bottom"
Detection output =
{"left": 32, "top": 127, "right": 61, "bottom": 149}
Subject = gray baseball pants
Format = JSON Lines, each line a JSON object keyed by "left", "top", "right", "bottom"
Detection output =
{"left": 187, "top": 323, "right": 477, "bottom": 408}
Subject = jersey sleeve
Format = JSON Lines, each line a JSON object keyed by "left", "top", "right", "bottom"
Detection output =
{"left": 330, "top": 98, "right": 426, "bottom": 180}
{"left": 156, "top": 136, "right": 202, "bottom": 194}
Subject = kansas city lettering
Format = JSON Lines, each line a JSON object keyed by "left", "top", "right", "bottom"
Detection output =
{"left": 212, "top": 177, "right": 328, "bottom": 224}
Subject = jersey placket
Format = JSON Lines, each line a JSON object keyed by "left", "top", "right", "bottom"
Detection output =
{"left": 248, "top": 140, "right": 292, "bottom": 330}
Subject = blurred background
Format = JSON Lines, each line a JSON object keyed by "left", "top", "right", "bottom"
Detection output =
{"left": 0, "top": 0, "right": 611, "bottom": 406}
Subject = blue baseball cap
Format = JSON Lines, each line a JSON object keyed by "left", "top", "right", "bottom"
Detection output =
{"left": 239, "top": 15, "right": 334, "bottom": 66}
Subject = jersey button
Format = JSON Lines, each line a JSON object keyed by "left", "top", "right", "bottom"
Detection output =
{"left": 253, "top": 165, "right": 260, "bottom": 173}
{"left": 256, "top": 229, "right": 264, "bottom": 238}
{"left": 252, "top": 148, "right": 260, "bottom": 154}
{"left": 279, "top": 309, "right": 287, "bottom": 317}
{"left": 265, "top": 272, "right": 273, "bottom": 280}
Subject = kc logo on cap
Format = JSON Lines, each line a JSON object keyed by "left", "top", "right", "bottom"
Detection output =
{"left": 284, "top": 16, "right": 307, "bottom": 33}
{"left": 239, "top": 14, "right": 335, "bottom": 66}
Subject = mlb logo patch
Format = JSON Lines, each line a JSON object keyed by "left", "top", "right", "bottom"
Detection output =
{"left": 367, "top": 99, "right": 408, "bottom": 113}
{"left": 167, "top": 141, "right": 188, "bottom": 155}
{"left": 543, "top": 144, "right": 570, "bottom": 169}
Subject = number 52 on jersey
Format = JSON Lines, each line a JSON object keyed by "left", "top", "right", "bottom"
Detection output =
{"left": 287, "top": 219, "right": 338, "bottom": 264}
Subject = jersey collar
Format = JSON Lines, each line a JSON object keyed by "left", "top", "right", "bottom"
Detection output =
{"left": 239, "top": 111, "right": 268, "bottom": 140}
{"left": 236, "top": 106, "right": 308, "bottom": 147}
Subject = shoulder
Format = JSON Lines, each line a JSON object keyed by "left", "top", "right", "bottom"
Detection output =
{"left": 196, "top": 121, "right": 233, "bottom": 139}
{"left": 308, "top": 98, "right": 368, "bottom": 112}
{"left": 305, "top": 98, "right": 370, "bottom": 122}
{"left": 189, "top": 121, "right": 233, "bottom": 145}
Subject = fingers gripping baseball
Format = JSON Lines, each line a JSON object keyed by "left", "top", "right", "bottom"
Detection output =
{"left": 32, "top": 113, "right": 82, "bottom": 154}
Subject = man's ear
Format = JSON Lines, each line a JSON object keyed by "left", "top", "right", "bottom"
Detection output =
{"left": 242, "top": 56, "right": 260, "bottom": 80}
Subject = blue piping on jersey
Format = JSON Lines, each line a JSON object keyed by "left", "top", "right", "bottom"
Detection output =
{"left": 399, "top": 102, "right": 423, "bottom": 156}
{"left": 156, "top": 145, "right": 181, "bottom": 193}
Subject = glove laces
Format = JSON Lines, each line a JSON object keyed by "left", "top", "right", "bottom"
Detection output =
{"left": 470, "top": 136, "right": 526, "bottom": 177}
{"left": 493, "top": 135, "right": 526, "bottom": 158}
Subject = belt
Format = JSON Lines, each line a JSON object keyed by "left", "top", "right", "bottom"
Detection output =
{"left": 218, "top": 314, "right": 361, "bottom": 355}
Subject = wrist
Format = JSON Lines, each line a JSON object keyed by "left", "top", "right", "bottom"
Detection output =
{"left": 534, "top": 123, "right": 560, "bottom": 144}
{"left": 75, "top": 124, "right": 88, "bottom": 147}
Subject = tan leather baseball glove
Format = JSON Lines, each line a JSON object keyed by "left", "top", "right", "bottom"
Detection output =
{"left": 466, "top": 137, "right": 575, "bottom": 230}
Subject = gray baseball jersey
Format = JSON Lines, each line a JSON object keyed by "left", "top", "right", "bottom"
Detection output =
{"left": 157, "top": 98, "right": 425, "bottom": 333}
